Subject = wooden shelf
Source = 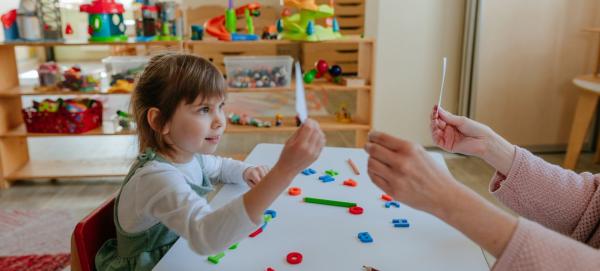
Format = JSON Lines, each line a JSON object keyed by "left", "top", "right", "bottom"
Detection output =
{"left": 0, "top": 40, "right": 182, "bottom": 47}
{"left": 5, "top": 158, "right": 132, "bottom": 180}
{"left": 0, "top": 81, "right": 370, "bottom": 97}
{"left": 0, "top": 36, "right": 372, "bottom": 47}
{"left": 0, "top": 117, "right": 368, "bottom": 138}
{"left": 0, "top": 122, "right": 134, "bottom": 138}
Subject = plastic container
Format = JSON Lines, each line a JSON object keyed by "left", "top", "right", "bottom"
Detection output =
{"left": 224, "top": 56, "right": 293, "bottom": 88}
{"left": 22, "top": 99, "right": 103, "bottom": 134}
{"left": 102, "top": 56, "right": 149, "bottom": 86}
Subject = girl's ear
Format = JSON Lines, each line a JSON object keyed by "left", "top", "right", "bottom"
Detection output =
{"left": 147, "top": 107, "right": 170, "bottom": 135}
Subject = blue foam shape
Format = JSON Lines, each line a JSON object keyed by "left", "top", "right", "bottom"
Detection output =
{"left": 318, "top": 175, "right": 335, "bottom": 182}
{"left": 392, "top": 218, "right": 408, "bottom": 224}
{"left": 264, "top": 209, "right": 277, "bottom": 219}
{"left": 358, "top": 232, "right": 373, "bottom": 243}
{"left": 385, "top": 201, "right": 400, "bottom": 208}
{"left": 302, "top": 168, "right": 317, "bottom": 176}
{"left": 394, "top": 222, "right": 410, "bottom": 228}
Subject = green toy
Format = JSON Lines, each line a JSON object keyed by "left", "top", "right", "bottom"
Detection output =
{"left": 278, "top": 0, "right": 342, "bottom": 41}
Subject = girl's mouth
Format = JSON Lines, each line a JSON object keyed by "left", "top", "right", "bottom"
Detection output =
{"left": 205, "top": 135, "right": 221, "bottom": 144}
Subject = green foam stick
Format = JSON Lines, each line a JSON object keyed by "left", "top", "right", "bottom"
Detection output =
{"left": 303, "top": 197, "right": 357, "bottom": 208}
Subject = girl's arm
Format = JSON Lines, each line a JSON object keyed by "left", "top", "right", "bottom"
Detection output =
{"left": 200, "top": 155, "right": 254, "bottom": 185}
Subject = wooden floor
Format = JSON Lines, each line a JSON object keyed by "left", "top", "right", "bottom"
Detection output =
{"left": 3, "top": 134, "right": 600, "bottom": 268}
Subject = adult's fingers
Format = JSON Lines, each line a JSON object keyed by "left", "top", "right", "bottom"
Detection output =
{"left": 365, "top": 141, "right": 400, "bottom": 169}
{"left": 367, "top": 131, "right": 413, "bottom": 153}
{"left": 367, "top": 167, "right": 392, "bottom": 193}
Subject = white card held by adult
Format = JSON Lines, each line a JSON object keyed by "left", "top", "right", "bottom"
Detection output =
{"left": 436, "top": 57, "right": 448, "bottom": 117}
{"left": 295, "top": 61, "right": 308, "bottom": 123}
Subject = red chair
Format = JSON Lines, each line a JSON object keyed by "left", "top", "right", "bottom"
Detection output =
{"left": 71, "top": 197, "right": 116, "bottom": 271}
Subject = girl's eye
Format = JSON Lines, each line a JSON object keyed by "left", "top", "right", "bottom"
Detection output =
{"left": 219, "top": 102, "right": 225, "bottom": 109}
{"left": 198, "top": 107, "right": 210, "bottom": 113}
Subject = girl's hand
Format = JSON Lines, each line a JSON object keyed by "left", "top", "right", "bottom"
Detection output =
{"left": 243, "top": 165, "right": 269, "bottom": 187}
{"left": 365, "top": 131, "right": 461, "bottom": 215}
{"left": 274, "top": 119, "right": 326, "bottom": 174}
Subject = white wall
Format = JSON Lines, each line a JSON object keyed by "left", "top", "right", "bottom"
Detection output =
{"left": 365, "top": 0, "right": 466, "bottom": 146}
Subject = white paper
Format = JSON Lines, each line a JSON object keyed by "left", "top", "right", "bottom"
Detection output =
{"left": 295, "top": 61, "right": 308, "bottom": 123}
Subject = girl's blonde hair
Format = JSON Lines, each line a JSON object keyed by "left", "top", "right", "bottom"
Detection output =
{"left": 131, "top": 52, "right": 225, "bottom": 153}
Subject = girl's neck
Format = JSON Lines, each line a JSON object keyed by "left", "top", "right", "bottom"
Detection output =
{"left": 158, "top": 149, "right": 194, "bottom": 164}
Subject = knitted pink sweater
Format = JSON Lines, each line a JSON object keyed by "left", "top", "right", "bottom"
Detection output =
{"left": 489, "top": 146, "right": 600, "bottom": 270}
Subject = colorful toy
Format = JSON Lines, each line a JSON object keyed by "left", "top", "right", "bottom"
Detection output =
{"left": 80, "top": 0, "right": 127, "bottom": 42}
{"left": 303, "top": 197, "right": 356, "bottom": 208}
{"left": 301, "top": 168, "right": 316, "bottom": 175}
{"left": 113, "top": 110, "right": 135, "bottom": 131}
{"left": 288, "top": 187, "right": 301, "bottom": 196}
{"left": 261, "top": 25, "right": 278, "bottom": 40}
{"left": 134, "top": 0, "right": 158, "bottom": 41}
{"left": 157, "top": 1, "right": 183, "bottom": 41}
{"left": 286, "top": 252, "right": 303, "bottom": 265}
{"left": 37, "top": 62, "right": 60, "bottom": 89}
{"left": 225, "top": 56, "right": 292, "bottom": 88}
{"left": 264, "top": 209, "right": 277, "bottom": 219}
{"left": 58, "top": 66, "right": 99, "bottom": 92}
{"left": 1, "top": 10, "right": 20, "bottom": 41}
{"left": 16, "top": 0, "right": 62, "bottom": 41}
{"left": 357, "top": 232, "right": 373, "bottom": 243}
{"left": 228, "top": 112, "right": 272, "bottom": 128}
{"left": 60, "top": 66, "right": 100, "bottom": 92}
{"left": 22, "top": 98, "right": 102, "bottom": 134}
{"left": 207, "top": 252, "right": 225, "bottom": 264}
{"left": 384, "top": 201, "right": 400, "bottom": 208}
{"left": 204, "top": 1, "right": 260, "bottom": 41}
{"left": 274, "top": 114, "right": 283, "bottom": 127}
{"left": 348, "top": 206, "right": 363, "bottom": 215}
{"left": 318, "top": 175, "right": 335, "bottom": 183}
{"left": 303, "top": 59, "right": 343, "bottom": 84}
{"left": 335, "top": 104, "right": 352, "bottom": 123}
{"left": 277, "top": 0, "right": 342, "bottom": 41}
{"left": 393, "top": 218, "right": 410, "bottom": 228}
{"left": 381, "top": 194, "right": 392, "bottom": 201}
{"left": 324, "top": 169, "right": 339, "bottom": 176}
{"left": 343, "top": 178, "right": 357, "bottom": 187}
{"left": 191, "top": 24, "right": 204, "bottom": 40}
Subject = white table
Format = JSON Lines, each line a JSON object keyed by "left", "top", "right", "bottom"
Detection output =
{"left": 154, "top": 144, "right": 489, "bottom": 271}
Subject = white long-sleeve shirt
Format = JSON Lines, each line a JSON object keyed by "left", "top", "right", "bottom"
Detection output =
{"left": 117, "top": 155, "right": 260, "bottom": 255}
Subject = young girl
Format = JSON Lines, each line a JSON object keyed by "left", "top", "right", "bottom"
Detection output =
{"left": 96, "top": 53, "right": 325, "bottom": 271}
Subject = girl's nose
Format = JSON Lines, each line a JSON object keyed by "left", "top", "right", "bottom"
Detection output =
{"left": 212, "top": 113, "right": 225, "bottom": 129}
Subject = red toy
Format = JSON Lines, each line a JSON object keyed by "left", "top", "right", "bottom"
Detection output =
{"left": 286, "top": 252, "right": 303, "bottom": 264}
{"left": 381, "top": 194, "right": 393, "bottom": 201}
{"left": 349, "top": 206, "right": 363, "bottom": 215}
{"left": 249, "top": 227, "right": 263, "bottom": 238}
{"left": 288, "top": 187, "right": 302, "bottom": 196}
{"left": 303, "top": 59, "right": 343, "bottom": 84}
{"left": 343, "top": 178, "right": 357, "bottom": 187}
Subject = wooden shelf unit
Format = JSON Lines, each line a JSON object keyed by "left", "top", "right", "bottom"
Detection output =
{"left": 0, "top": 38, "right": 375, "bottom": 188}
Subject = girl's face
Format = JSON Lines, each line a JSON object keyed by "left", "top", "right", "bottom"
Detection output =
{"left": 164, "top": 95, "right": 226, "bottom": 158}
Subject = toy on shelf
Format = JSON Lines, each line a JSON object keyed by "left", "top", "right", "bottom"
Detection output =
{"left": 228, "top": 112, "right": 272, "bottom": 128}
{"left": 156, "top": 1, "right": 183, "bottom": 41}
{"left": 204, "top": 0, "right": 261, "bottom": 41}
{"left": 103, "top": 56, "right": 149, "bottom": 93}
{"left": 36, "top": 62, "right": 60, "bottom": 91}
{"left": 14, "top": 0, "right": 63, "bottom": 41}
{"left": 112, "top": 110, "right": 136, "bottom": 132}
{"left": 275, "top": 113, "right": 283, "bottom": 126}
{"left": 335, "top": 104, "right": 352, "bottom": 123}
{"left": 134, "top": 0, "right": 158, "bottom": 41}
{"left": 277, "top": 0, "right": 342, "bottom": 41}
{"left": 224, "top": 56, "right": 292, "bottom": 88}
{"left": 303, "top": 59, "right": 343, "bottom": 84}
{"left": 80, "top": 0, "right": 127, "bottom": 42}
{"left": 22, "top": 98, "right": 103, "bottom": 134}
{"left": 261, "top": 25, "right": 277, "bottom": 40}
{"left": 1, "top": 10, "right": 20, "bottom": 41}
{"left": 60, "top": 66, "right": 100, "bottom": 92}
{"left": 191, "top": 25, "right": 204, "bottom": 40}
